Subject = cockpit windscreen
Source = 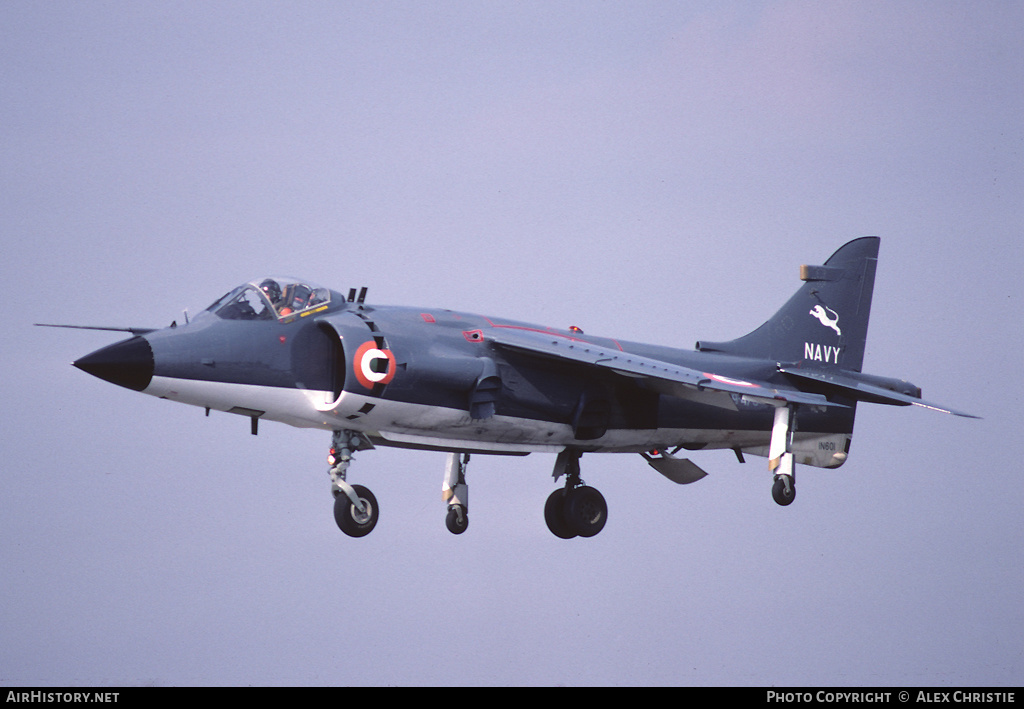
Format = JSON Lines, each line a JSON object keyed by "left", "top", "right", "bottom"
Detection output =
{"left": 207, "top": 277, "right": 332, "bottom": 321}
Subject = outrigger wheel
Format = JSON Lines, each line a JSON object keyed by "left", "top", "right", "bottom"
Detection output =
{"left": 445, "top": 505, "right": 468, "bottom": 535}
{"left": 772, "top": 475, "right": 796, "bottom": 506}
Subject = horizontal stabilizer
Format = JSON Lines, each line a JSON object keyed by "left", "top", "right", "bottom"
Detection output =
{"left": 779, "top": 367, "right": 979, "bottom": 418}
{"left": 641, "top": 451, "right": 709, "bottom": 484}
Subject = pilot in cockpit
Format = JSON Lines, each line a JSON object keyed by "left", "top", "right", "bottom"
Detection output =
{"left": 259, "top": 279, "right": 285, "bottom": 313}
{"left": 254, "top": 277, "right": 329, "bottom": 318}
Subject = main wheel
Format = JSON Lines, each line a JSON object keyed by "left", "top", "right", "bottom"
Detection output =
{"left": 334, "top": 484, "right": 379, "bottom": 537}
{"left": 446, "top": 505, "right": 468, "bottom": 535}
{"left": 772, "top": 476, "right": 796, "bottom": 506}
{"left": 564, "top": 486, "right": 607, "bottom": 538}
{"left": 544, "top": 488, "right": 577, "bottom": 539}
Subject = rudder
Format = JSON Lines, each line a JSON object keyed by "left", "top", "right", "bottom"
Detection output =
{"left": 696, "top": 237, "right": 880, "bottom": 373}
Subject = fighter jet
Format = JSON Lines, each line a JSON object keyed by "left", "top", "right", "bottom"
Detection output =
{"left": 41, "top": 237, "right": 976, "bottom": 538}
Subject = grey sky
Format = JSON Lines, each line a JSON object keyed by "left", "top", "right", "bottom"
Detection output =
{"left": 2, "top": 1, "right": 1021, "bottom": 686}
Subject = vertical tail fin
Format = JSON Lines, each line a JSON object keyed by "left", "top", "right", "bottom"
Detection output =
{"left": 696, "top": 237, "right": 880, "bottom": 372}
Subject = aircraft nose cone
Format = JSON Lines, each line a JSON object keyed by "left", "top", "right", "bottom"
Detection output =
{"left": 73, "top": 336, "right": 154, "bottom": 392}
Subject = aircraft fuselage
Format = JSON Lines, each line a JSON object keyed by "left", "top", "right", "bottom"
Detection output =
{"left": 59, "top": 240, "right": 975, "bottom": 535}
{"left": 81, "top": 292, "right": 853, "bottom": 467}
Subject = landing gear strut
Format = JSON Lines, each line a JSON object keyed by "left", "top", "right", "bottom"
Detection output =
{"left": 328, "top": 429, "right": 379, "bottom": 537}
{"left": 442, "top": 452, "right": 470, "bottom": 534}
{"left": 544, "top": 449, "right": 608, "bottom": 539}
{"left": 769, "top": 405, "right": 796, "bottom": 506}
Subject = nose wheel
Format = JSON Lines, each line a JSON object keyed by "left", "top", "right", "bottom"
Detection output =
{"left": 334, "top": 484, "right": 379, "bottom": 537}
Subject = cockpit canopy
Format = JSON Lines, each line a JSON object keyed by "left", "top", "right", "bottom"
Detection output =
{"left": 207, "top": 277, "right": 333, "bottom": 321}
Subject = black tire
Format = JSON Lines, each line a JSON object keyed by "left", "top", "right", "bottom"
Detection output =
{"left": 544, "top": 488, "right": 577, "bottom": 539}
{"left": 446, "top": 505, "right": 468, "bottom": 535}
{"left": 772, "top": 476, "right": 796, "bottom": 506}
{"left": 564, "top": 485, "right": 607, "bottom": 538}
{"left": 334, "top": 484, "right": 379, "bottom": 537}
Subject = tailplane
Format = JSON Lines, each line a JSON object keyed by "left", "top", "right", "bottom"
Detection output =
{"left": 696, "top": 237, "right": 880, "bottom": 372}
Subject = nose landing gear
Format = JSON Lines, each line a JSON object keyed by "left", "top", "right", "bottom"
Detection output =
{"left": 328, "top": 429, "right": 379, "bottom": 537}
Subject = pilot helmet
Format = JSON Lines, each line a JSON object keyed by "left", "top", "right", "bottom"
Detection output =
{"left": 259, "top": 279, "right": 283, "bottom": 304}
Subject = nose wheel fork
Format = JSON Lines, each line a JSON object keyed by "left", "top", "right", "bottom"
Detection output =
{"left": 328, "top": 430, "right": 379, "bottom": 537}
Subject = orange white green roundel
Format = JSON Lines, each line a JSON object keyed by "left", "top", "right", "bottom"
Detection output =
{"left": 353, "top": 341, "right": 396, "bottom": 389}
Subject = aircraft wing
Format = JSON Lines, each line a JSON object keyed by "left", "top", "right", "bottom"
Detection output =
{"left": 778, "top": 366, "right": 980, "bottom": 418}
{"left": 486, "top": 328, "right": 842, "bottom": 410}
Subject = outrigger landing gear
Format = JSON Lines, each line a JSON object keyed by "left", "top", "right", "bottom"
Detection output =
{"left": 442, "top": 452, "right": 470, "bottom": 534}
{"left": 544, "top": 449, "right": 608, "bottom": 539}
{"left": 328, "top": 429, "right": 379, "bottom": 537}
{"left": 769, "top": 405, "right": 797, "bottom": 506}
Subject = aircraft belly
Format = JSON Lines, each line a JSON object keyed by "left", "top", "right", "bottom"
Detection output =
{"left": 144, "top": 375, "right": 335, "bottom": 429}
{"left": 320, "top": 391, "right": 569, "bottom": 452}
{"left": 318, "top": 391, "right": 841, "bottom": 457}
{"left": 141, "top": 376, "right": 851, "bottom": 465}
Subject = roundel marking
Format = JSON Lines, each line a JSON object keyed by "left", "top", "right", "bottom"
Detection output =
{"left": 354, "top": 341, "right": 396, "bottom": 390}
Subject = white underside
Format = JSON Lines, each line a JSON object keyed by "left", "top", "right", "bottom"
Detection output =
{"left": 143, "top": 376, "right": 849, "bottom": 466}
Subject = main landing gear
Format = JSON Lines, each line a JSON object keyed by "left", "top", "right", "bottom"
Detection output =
{"left": 544, "top": 449, "right": 608, "bottom": 539}
{"left": 439, "top": 449, "right": 609, "bottom": 538}
{"left": 328, "top": 429, "right": 379, "bottom": 537}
